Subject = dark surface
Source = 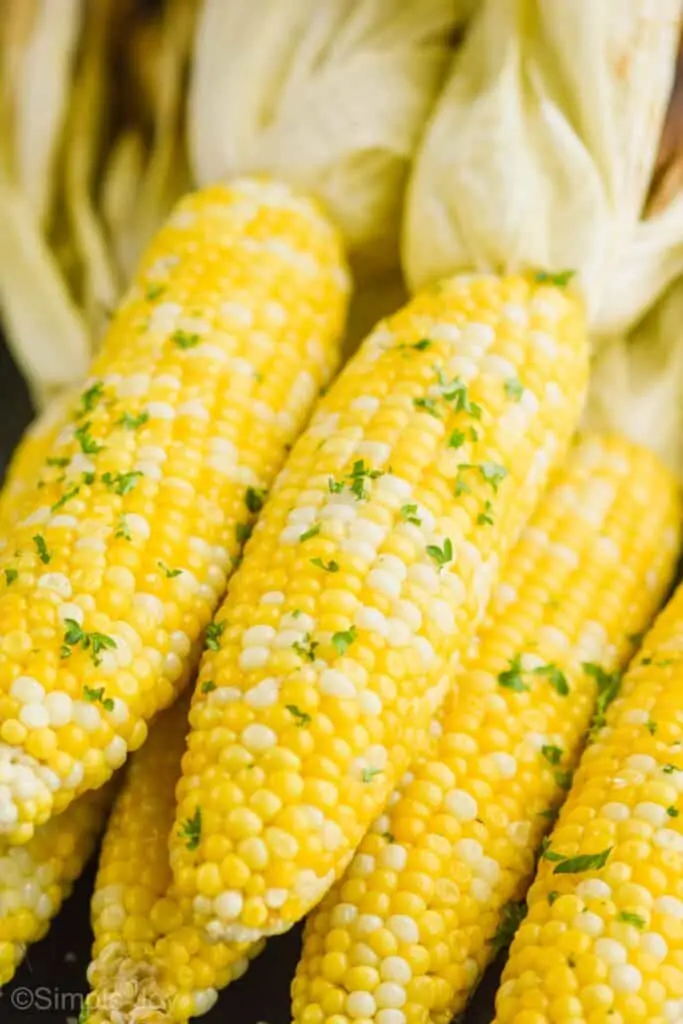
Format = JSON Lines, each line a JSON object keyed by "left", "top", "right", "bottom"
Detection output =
{"left": 0, "top": 337, "right": 503, "bottom": 1024}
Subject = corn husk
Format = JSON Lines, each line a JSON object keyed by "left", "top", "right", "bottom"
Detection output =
{"left": 404, "top": 0, "right": 680, "bottom": 337}
{"left": 584, "top": 281, "right": 683, "bottom": 478}
{"left": 100, "top": 0, "right": 195, "bottom": 284}
{"left": 189, "top": 0, "right": 472, "bottom": 278}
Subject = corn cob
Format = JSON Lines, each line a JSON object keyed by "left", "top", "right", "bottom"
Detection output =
{"left": 0, "top": 404, "right": 115, "bottom": 987}
{"left": 87, "top": 696, "right": 262, "bottom": 1023}
{"left": 292, "top": 432, "right": 682, "bottom": 1024}
{"left": 171, "top": 273, "right": 588, "bottom": 942}
{"left": 0, "top": 176, "right": 350, "bottom": 844}
{"left": 494, "top": 565, "right": 683, "bottom": 1022}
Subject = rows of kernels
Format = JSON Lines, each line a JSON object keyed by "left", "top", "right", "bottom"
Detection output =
{"left": 0, "top": 780, "right": 112, "bottom": 986}
{"left": 292, "top": 433, "right": 682, "bottom": 1024}
{"left": 88, "top": 696, "right": 260, "bottom": 1024}
{"left": 0, "top": 177, "right": 349, "bottom": 843}
{"left": 0, "top": 394, "right": 71, "bottom": 532}
{"left": 495, "top": 566, "right": 683, "bottom": 1024}
{"left": 172, "top": 273, "right": 589, "bottom": 940}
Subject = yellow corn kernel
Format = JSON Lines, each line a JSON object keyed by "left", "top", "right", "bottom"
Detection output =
{"left": 86, "top": 695, "right": 263, "bottom": 1024}
{"left": 0, "top": 177, "right": 349, "bottom": 844}
{"left": 292, "top": 432, "right": 682, "bottom": 1024}
{"left": 495, "top": 517, "right": 683, "bottom": 1021}
{"left": 173, "top": 273, "right": 589, "bottom": 941}
{"left": 0, "top": 394, "right": 71, "bottom": 531}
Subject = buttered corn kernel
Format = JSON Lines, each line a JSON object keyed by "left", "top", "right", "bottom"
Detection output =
{"left": 87, "top": 696, "right": 262, "bottom": 1023}
{"left": 496, "top": 536, "right": 683, "bottom": 1022}
{"left": 0, "top": 177, "right": 349, "bottom": 843}
{"left": 173, "top": 273, "right": 588, "bottom": 941}
{"left": 293, "top": 433, "right": 682, "bottom": 1024}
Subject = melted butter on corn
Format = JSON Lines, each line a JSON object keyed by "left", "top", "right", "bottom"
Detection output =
{"left": 292, "top": 433, "right": 682, "bottom": 1024}
{"left": 0, "top": 177, "right": 349, "bottom": 843}
{"left": 172, "top": 274, "right": 588, "bottom": 940}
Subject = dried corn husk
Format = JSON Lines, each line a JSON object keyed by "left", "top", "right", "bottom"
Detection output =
{"left": 189, "top": 0, "right": 472, "bottom": 278}
{"left": 584, "top": 281, "right": 683, "bottom": 478}
{"left": 404, "top": 0, "right": 680, "bottom": 338}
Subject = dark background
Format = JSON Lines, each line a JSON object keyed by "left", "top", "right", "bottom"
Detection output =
{"left": 0, "top": 339, "right": 502, "bottom": 1024}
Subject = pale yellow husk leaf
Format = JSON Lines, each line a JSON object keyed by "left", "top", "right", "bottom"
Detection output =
{"left": 404, "top": 0, "right": 680, "bottom": 336}
{"left": 189, "top": 0, "right": 472, "bottom": 277}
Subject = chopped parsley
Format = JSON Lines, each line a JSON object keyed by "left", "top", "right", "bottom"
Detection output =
{"left": 146, "top": 283, "right": 166, "bottom": 301}
{"left": 534, "top": 663, "right": 570, "bottom": 696}
{"left": 78, "top": 381, "right": 105, "bottom": 415}
{"left": 286, "top": 704, "right": 312, "bottom": 728}
{"left": 236, "top": 522, "right": 253, "bottom": 545}
{"left": 426, "top": 538, "right": 453, "bottom": 569}
{"left": 60, "top": 620, "right": 117, "bottom": 665}
{"left": 51, "top": 485, "right": 80, "bottom": 513}
{"left": 4, "top": 568, "right": 17, "bottom": 586}
{"left": 413, "top": 396, "right": 441, "bottom": 418}
{"left": 47, "top": 456, "right": 70, "bottom": 468}
{"left": 74, "top": 422, "right": 105, "bottom": 455}
{"left": 663, "top": 764, "right": 682, "bottom": 775}
{"left": 490, "top": 900, "right": 527, "bottom": 952}
{"left": 32, "top": 535, "right": 50, "bottom": 564}
{"left": 293, "top": 634, "right": 319, "bottom": 662}
{"left": 585, "top": 663, "right": 622, "bottom": 734}
{"left": 172, "top": 329, "right": 201, "bottom": 349}
{"left": 178, "top": 807, "right": 202, "bottom": 851}
{"left": 541, "top": 744, "right": 563, "bottom": 766}
{"left": 201, "top": 680, "right": 217, "bottom": 694}
{"left": 504, "top": 377, "right": 525, "bottom": 401}
{"left": 617, "top": 911, "right": 645, "bottom": 929}
{"left": 300, "top": 524, "right": 321, "bottom": 542}
{"left": 646, "top": 718, "right": 658, "bottom": 736}
{"left": 83, "top": 686, "right": 114, "bottom": 712}
{"left": 448, "top": 429, "right": 466, "bottom": 449}
{"left": 204, "top": 622, "right": 225, "bottom": 651}
{"left": 158, "top": 561, "right": 183, "bottom": 578}
{"left": 479, "top": 461, "right": 509, "bottom": 493}
{"left": 498, "top": 656, "right": 529, "bottom": 693}
{"left": 542, "top": 845, "right": 612, "bottom": 875}
{"left": 547, "top": 890, "right": 560, "bottom": 906}
{"left": 413, "top": 338, "right": 432, "bottom": 351}
{"left": 436, "top": 370, "right": 482, "bottom": 418}
{"left": 400, "top": 504, "right": 421, "bottom": 526}
{"left": 667, "top": 806, "right": 679, "bottom": 818}
{"left": 115, "top": 515, "right": 132, "bottom": 541}
{"left": 539, "top": 807, "right": 560, "bottom": 824}
{"left": 361, "top": 767, "right": 382, "bottom": 783}
{"left": 102, "top": 470, "right": 143, "bottom": 496}
{"left": 245, "top": 487, "right": 267, "bottom": 514}
{"left": 382, "top": 831, "right": 396, "bottom": 843}
{"left": 311, "top": 557, "right": 339, "bottom": 573}
{"left": 117, "top": 411, "right": 149, "bottom": 430}
{"left": 347, "top": 460, "right": 382, "bottom": 501}
{"left": 534, "top": 269, "right": 576, "bottom": 287}
{"left": 332, "top": 627, "right": 357, "bottom": 656}
{"left": 477, "top": 501, "right": 495, "bottom": 526}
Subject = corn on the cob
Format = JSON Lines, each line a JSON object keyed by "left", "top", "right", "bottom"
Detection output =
{"left": 292, "top": 432, "right": 682, "bottom": 1024}
{"left": 87, "top": 696, "right": 262, "bottom": 1023}
{"left": 494, "top": 570, "right": 683, "bottom": 1023}
{"left": 0, "top": 405, "right": 115, "bottom": 987}
{"left": 0, "top": 176, "right": 350, "bottom": 845}
{"left": 171, "top": 273, "right": 588, "bottom": 942}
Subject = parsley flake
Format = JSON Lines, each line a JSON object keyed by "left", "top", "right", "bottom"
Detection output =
{"left": 585, "top": 663, "right": 622, "bottom": 734}
{"left": 400, "top": 504, "right": 421, "bottom": 526}
{"left": 541, "top": 744, "right": 563, "bottom": 766}
{"left": 102, "top": 470, "right": 143, "bottom": 496}
{"left": 179, "top": 807, "right": 202, "bottom": 851}
{"left": 505, "top": 377, "right": 525, "bottom": 401}
{"left": 78, "top": 381, "right": 105, "bottom": 415}
{"left": 146, "top": 283, "right": 166, "bottom": 301}
{"left": 158, "top": 561, "right": 183, "bottom": 578}
{"left": 498, "top": 655, "right": 529, "bottom": 693}
{"left": 477, "top": 500, "right": 495, "bottom": 526}
{"left": 245, "top": 487, "right": 267, "bottom": 514}
{"left": 205, "top": 622, "right": 225, "bottom": 652}
{"left": 74, "top": 422, "right": 105, "bottom": 455}
{"left": 413, "top": 396, "right": 441, "bottom": 418}
{"left": 534, "top": 663, "right": 570, "bottom": 696}
{"left": 426, "top": 538, "right": 453, "bottom": 569}
{"left": 300, "top": 524, "right": 321, "bottom": 542}
{"left": 115, "top": 515, "right": 132, "bottom": 541}
{"left": 51, "top": 485, "right": 80, "bottom": 513}
{"left": 118, "top": 411, "right": 149, "bottom": 430}
{"left": 534, "top": 269, "right": 576, "bottom": 287}
{"left": 311, "top": 557, "right": 339, "bottom": 573}
{"left": 33, "top": 535, "right": 50, "bottom": 564}
{"left": 4, "top": 568, "right": 17, "bottom": 586}
{"left": 667, "top": 806, "right": 679, "bottom": 818}
{"left": 236, "top": 522, "right": 253, "bottom": 545}
{"left": 332, "top": 627, "right": 357, "bottom": 656}
{"left": 201, "top": 680, "right": 217, "bottom": 694}
{"left": 617, "top": 911, "right": 645, "bottom": 929}
{"left": 286, "top": 704, "right": 312, "bottom": 728}
{"left": 361, "top": 767, "right": 382, "bottom": 783}
{"left": 83, "top": 686, "right": 115, "bottom": 712}
{"left": 47, "top": 456, "right": 70, "bottom": 468}
{"left": 172, "top": 329, "right": 201, "bottom": 349}
{"left": 448, "top": 429, "right": 466, "bottom": 449}
{"left": 293, "top": 634, "right": 319, "bottom": 662}
{"left": 545, "top": 847, "right": 612, "bottom": 875}
{"left": 490, "top": 900, "right": 527, "bottom": 952}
